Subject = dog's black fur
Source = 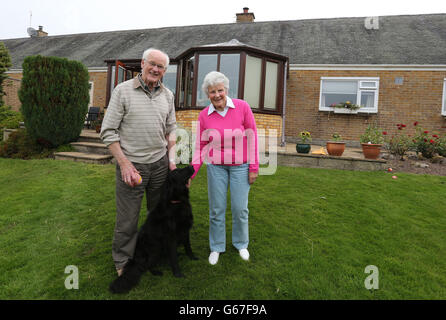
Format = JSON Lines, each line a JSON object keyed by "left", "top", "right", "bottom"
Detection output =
{"left": 109, "top": 165, "right": 197, "bottom": 294}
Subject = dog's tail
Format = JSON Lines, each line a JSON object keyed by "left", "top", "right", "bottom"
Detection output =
{"left": 109, "top": 260, "right": 144, "bottom": 294}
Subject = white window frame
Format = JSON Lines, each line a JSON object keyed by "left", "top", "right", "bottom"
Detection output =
{"left": 442, "top": 79, "right": 446, "bottom": 116}
{"left": 319, "top": 77, "right": 380, "bottom": 113}
{"left": 88, "top": 81, "right": 94, "bottom": 107}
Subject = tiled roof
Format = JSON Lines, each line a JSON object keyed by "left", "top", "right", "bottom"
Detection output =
{"left": 3, "top": 13, "right": 446, "bottom": 69}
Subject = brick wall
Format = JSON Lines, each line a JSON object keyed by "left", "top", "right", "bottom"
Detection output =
{"left": 285, "top": 69, "right": 446, "bottom": 143}
{"left": 3, "top": 71, "right": 108, "bottom": 112}
{"left": 175, "top": 110, "right": 282, "bottom": 137}
{"left": 3, "top": 73, "right": 22, "bottom": 112}
{"left": 88, "top": 71, "right": 108, "bottom": 110}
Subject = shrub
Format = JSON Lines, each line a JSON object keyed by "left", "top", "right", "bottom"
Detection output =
{"left": 0, "top": 128, "right": 75, "bottom": 159}
{"left": 384, "top": 123, "right": 412, "bottom": 159}
{"left": 360, "top": 124, "right": 385, "bottom": 144}
{"left": 18, "top": 55, "right": 89, "bottom": 147}
{"left": 412, "top": 122, "right": 441, "bottom": 159}
{"left": 0, "top": 129, "right": 52, "bottom": 159}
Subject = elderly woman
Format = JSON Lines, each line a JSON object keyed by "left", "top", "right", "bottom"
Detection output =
{"left": 191, "top": 71, "right": 259, "bottom": 265}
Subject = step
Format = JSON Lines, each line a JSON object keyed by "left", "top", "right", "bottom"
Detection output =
{"left": 54, "top": 152, "right": 113, "bottom": 165}
{"left": 71, "top": 141, "right": 110, "bottom": 155}
{"left": 78, "top": 129, "right": 102, "bottom": 143}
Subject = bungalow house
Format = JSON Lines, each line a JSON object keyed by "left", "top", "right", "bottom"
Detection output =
{"left": 3, "top": 9, "right": 446, "bottom": 145}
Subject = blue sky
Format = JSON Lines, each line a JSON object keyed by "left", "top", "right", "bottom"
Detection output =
{"left": 1, "top": 0, "right": 445, "bottom": 39}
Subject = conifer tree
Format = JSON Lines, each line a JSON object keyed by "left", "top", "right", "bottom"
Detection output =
{"left": 19, "top": 55, "right": 90, "bottom": 147}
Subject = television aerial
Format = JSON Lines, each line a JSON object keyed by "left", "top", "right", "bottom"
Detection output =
{"left": 27, "top": 27, "right": 37, "bottom": 37}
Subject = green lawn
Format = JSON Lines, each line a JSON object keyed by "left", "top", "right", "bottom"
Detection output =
{"left": 0, "top": 158, "right": 445, "bottom": 299}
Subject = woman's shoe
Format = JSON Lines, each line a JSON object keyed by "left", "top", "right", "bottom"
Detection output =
{"left": 209, "top": 252, "right": 220, "bottom": 265}
{"left": 239, "top": 249, "right": 250, "bottom": 261}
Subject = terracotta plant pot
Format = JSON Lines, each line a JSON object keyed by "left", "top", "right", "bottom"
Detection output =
{"left": 326, "top": 141, "right": 346, "bottom": 156}
{"left": 361, "top": 143, "right": 382, "bottom": 159}
{"left": 296, "top": 143, "right": 311, "bottom": 154}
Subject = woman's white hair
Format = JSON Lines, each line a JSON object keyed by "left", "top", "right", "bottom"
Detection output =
{"left": 202, "top": 71, "right": 230, "bottom": 96}
{"left": 142, "top": 48, "right": 170, "bottom": 68}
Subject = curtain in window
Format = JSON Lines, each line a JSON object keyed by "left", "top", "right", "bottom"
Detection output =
{"left": 220, "top": 54, "right": 240, "bottom": 99}
{"left": 264, "top": 61, "right": 278, "bottom": 109}
{"left": 196, "top": 54, "right": 218, "bottom": 106}
{"left": 244, "top": 55, "right": 262, "bottom": 109}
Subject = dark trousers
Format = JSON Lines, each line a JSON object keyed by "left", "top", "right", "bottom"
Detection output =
{"left": 112, "top": 154, "right": 168, "bottom": 270}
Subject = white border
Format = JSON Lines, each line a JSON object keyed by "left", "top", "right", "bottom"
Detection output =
{"left": 319, "top": 77, "right": 380, "bottom": 113}
{"left": 442, "top": 79, "right": 446, "bottom": 116}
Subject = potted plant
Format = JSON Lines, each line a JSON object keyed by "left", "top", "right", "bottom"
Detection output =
{"left": 330, "top": 101, "right": 362, "bottom": 114}
{"left": 360, "top": 124, "right": 385, "bottom": 159}
{"left": 296, "top": 131, "right": 312, "bottom": 154}
{"left": 326, "top": 133, "right": 346, "bottom": 156}
{"left": 92, "top": 110, "right": 104, "bottom": 133}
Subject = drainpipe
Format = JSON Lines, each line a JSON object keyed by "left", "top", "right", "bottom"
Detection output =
{"left": 281, "top": 61, "right": 288, "bottom": 147}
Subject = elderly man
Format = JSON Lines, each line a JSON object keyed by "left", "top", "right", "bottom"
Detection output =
{"left": 100, "top": 48, "right": 177, "bottom": 276}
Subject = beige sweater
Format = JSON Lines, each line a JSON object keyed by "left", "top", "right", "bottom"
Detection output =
{"left": 100, "top": 77, "right": 176, "bottom": 164}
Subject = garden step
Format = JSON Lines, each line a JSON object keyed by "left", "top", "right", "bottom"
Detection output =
{"left": 71, "top": 141, "right": 110, "bottom": 155}
{"left": 54, "top": 152, "right": 113, "bottom": 165}
{"left": 78, "top": 129, "right": 102, "bottom": 143}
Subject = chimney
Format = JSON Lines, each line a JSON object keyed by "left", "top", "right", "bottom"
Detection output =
{"left": 236, "top": 7, "right": 255, "bottom": 23}
{"left": 37, "top": 26, "right": 48, "bottom": 37}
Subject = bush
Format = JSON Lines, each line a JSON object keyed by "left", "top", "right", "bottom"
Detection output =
{"left": 383, "top": 123, "right": 412, "bottom": 159}
{"left": 412, "top": 122, "right": 441, "bottom": 159}
{"left": 0, "top": 129, "right": 52, "bottom": 159}
{"left": 0, "top": 128, "right": 75, "bottom": 159}
{"left": 18, "top": 55, "right": 89, "bottom": 147}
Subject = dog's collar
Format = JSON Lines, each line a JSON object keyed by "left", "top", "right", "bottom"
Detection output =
{"left": 170, "top": 200, "right": 182, "bottom": 204}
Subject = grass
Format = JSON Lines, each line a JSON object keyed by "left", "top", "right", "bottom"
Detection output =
{"left": 0, "top": 158, "right": 445, "bottom": 300}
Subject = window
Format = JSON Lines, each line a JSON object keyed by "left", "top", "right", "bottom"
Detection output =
{"left": 442, "top": 79, "right": 446, "bottom": 116}
{"left": 244, "top": 55, "right": 262, "bottom": 109}
{"left": 264, "top": 61, "right": 279, "bottom": 110}
{"left": 162, "top": 64, "right": 177, "bottom": 96}
{"left": 220, "top": 54, "right": 240, "bottom": 100}
{"left": 319, "top": 77, "right": 379, "bottom": 113}
{"left": 177, "top": 46, "right": 286, "bottom": 113}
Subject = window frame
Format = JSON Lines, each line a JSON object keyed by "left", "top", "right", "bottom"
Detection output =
{"left": 319, "top": 77, "right": 380, "bottom": 113}
{"left": 442, "top": 78, "right": 446, "bottom": 116}
{"left": 177, "top": 47, "right": 286, "bottom": 115}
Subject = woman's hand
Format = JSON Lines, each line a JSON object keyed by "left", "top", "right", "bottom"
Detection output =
{"left": 248, "top": 172, "right": 258, "bottom": 185}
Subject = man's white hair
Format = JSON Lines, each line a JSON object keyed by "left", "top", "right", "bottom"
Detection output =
{"left": 142, "top": 48, "right": 170, "bottom": 68}
{"left": 202, "top": 71, "right": 230, "bottom": 96}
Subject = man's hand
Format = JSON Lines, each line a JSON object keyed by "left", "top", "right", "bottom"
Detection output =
{"left": 120, "top": 161, "right": 140, "bottom": 187}
{"left": 248, "top": 172, "right": 258, "bottom": 185}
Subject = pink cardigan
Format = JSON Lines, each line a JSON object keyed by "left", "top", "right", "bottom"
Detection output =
{"left": 191, "top": 99, "right": 259, "bottom": 179}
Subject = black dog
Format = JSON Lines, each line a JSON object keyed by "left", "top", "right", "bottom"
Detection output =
{"left": 109, "top": 165, "right": 197, "bottom": 294}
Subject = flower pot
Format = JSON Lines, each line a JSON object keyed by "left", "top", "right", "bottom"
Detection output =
{"left": 296, "top": 143, "right": 311, "bottom": 154}
{"left": 334, "top": 108, "right": 358, "bottom": 114}
{"left": 326, "top": 141, "right": 345, "bottom": 156}
{"left": 361, "top": 143, "right": 382, "bottom": 159}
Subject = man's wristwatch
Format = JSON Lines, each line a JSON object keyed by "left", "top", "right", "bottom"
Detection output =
{"left": 169, "top": 158, "right": 175, "bottom": 163}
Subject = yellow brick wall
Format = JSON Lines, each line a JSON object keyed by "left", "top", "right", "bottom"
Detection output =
{"left": 285, "top": 69, "right": 446, "bottom": 142}
{"left": 3, "top": 71, "right": 108, "bottom": 112}
{"left": 3, "top": 73, "right": 22, "bottom": 112}
{"left": 175, "top": 110, "right": 282, "bottom": 137}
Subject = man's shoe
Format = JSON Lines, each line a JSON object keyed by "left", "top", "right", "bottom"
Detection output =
{"left": 239, "top": 249, "right": 250, "bottom": 261}
{"left": 209, "top": 252, "right": 220, "bottom": 265}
